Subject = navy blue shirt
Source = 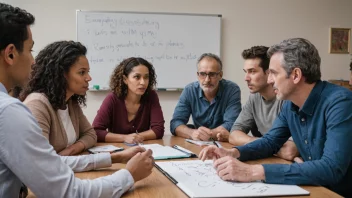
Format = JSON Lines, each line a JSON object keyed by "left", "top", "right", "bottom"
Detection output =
{"left": 236, "top": 81, "right": 352, "bottom": 197}
{"left": 170, "top": 79, "right": 241, "bottom": 134}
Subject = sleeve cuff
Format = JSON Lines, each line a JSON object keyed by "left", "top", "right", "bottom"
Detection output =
{"left": 221, "top": 123, "right": 232, "bottom": 132}
{"left": 231, "top": 125, "right": 250, "bottom": 134}
{"left": 235, "top": 145, "right": 250, "bottom": 161}
{"left": 96, "top": 130, "right": 109, "bottom": 142}
{"left": 170, "top": 121, "right": 185, "bottom": 135}
{"left": 262, "top": 164, "right": 289, "bottom": 184}
{"left": 93, "top": 153, "right": 112, "bottom": 169}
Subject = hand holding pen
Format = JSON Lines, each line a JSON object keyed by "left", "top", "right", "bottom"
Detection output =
{"left": 210, "top": 137, "right": 222, "bottom": 148}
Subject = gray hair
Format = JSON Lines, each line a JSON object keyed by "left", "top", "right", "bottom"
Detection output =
{"left": 197, "top": 53, "right": 222, "bottom": 71}
{"left": 267, "top": 38, "right": 321, "bottom": 84}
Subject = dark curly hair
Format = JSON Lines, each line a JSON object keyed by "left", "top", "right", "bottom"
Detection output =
{"left": 110, "top": 57, "right": 157, "bottom": 99}
{"left": 242, "top": 46, "right": 270, "bottom": 72}
{"left": 21, "top": 41, "right": 87, "bottom": 110}
{"left": 0, "top": 3, "right": 35, "bottom": 52}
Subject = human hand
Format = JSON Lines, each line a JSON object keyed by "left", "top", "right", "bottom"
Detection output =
{"left": 199, "top": 145, "right": 239, "bottom": 161}
{"left": 126, "top": 149, "right": 154, "bottom": 182}
{"left": 276, "top": 140, "right": 299, "bottom": 161}
{"left": 191, "top": 126, "right": 211, "bottom": 141}
{"left": 214, "top": 156, "right": 264, "bottom": 182}
{"left": 58, "top": 142, "right": 85, "bottom": 156}
{"left": 216, "top": 130, "right": 230, "bottom": 142}
{"left": 293, "top": 157, "right": 304, "bottom": 163}
{"left": 123, "top": 133, "right": 144, "bottom": 144}
{"left": 111, "top": 146, "right": 146, "bottom": 164}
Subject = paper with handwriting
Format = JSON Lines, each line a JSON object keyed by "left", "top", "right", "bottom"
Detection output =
{"left": 155, "top": 160, "right": 309, "bottom": 197}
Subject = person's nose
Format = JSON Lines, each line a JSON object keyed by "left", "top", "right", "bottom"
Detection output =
{"left": 244, "top": 73, "right": 250, "bottom": 82}
{"left": 267, "top": 73, "right": 274, "bottom": 84}
{"left": 86, "top": 73, "right": 92, "bottom": 82}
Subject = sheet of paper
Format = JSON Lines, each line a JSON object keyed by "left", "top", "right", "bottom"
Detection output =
{"left": 156, "top": 160, "right": 309, "bottom": 198}
{"left": 141, "top": 144, "right": 189, "bottom": 160}
{"left": 186, "top": 139, "right": 220, "bottom": 146}
{"left": 88, "top": 145, "right": 123, "bottom": 153}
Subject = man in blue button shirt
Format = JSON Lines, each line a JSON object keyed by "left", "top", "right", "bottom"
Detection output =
{"left": 200, "top": 38, "right": 352, "bottom": 197}
{"left": 170, "top": 53, "right": 242, "bottom": 142}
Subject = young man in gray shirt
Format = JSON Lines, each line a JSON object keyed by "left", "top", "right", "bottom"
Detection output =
{"left": 228, "top": 46, "right": 298, "bottom": 161}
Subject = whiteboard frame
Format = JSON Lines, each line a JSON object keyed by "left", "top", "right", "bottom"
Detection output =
{"left": 76, "top": 10, "right": 222, "bottom": 91}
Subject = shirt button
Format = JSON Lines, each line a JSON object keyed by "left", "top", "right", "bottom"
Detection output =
{"left": 308, "top": 156, "right": 311, "bottom": 160}
{"left": 301, "top": 118, "right": 305, "bottom": 122}
{"left": 305, "top": 140, "right": 308, "bottom": 144}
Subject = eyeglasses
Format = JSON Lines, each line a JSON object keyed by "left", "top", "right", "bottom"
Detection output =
{"left": 197, "top": 71, "right": 221, "bottom": 79}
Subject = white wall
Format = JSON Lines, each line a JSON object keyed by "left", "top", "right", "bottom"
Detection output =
{"left": 7, "top": 0, "right": 352, "bottom": 135}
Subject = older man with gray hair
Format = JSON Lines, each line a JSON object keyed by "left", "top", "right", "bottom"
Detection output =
{"left": 199, "top": 38, "right": 352, "bottom": 197}
{"left": 170, "top": 53, "right": 241, "bottom": 142}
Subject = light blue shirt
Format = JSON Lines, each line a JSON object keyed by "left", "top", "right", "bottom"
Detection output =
{"left": 0, "top": 83, "right": 134, "bottom": 198}
{"left": 170, "top": 79, "right": 241, "bottom": 134}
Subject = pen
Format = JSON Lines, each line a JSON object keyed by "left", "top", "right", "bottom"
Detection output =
{"left": 135, "top": 130, "right": 143, "bottom": 146}
{"left": 210, "top": 137, "right": 219, "bottom": 148}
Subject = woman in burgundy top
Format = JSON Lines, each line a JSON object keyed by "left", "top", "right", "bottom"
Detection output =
{"left": 93, "top": 57, "right": 165, "bottom": 143}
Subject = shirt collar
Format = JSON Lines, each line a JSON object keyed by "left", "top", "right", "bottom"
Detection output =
{"left": 290, "top": 80, "right": 323, "bottom": 116}
{"left": 0, "top": 83, "right": 8, "bottom": 94}
{"left": 198, "top": 79, "right": 224, "bottom": 99}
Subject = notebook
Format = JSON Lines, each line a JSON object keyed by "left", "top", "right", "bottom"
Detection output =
{"left": 88, "top": 145, "right": 124, "bottom": 154}
{"left": 141, "top": 144, "right": 196, "bottom": 160}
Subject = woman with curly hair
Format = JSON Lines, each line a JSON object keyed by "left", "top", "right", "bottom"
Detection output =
{"left": 93, "top": 57, "right": 165, "bottom": 143}
{"left": 22, "top": 41, "right": 97, "bottom": 155}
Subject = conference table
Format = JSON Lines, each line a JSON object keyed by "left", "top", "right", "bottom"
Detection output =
{"left": 28, "top": 136, "right": 341, "bottom": 198}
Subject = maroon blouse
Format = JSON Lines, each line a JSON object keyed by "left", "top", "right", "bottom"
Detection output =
{"left": 93, "top": 90, "right": 165, "bottom": 142}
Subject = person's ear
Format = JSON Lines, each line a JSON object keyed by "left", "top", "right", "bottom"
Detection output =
{"left": 292, "top": 68, "right": 302, "bottom": 84}
{"left": 3, "top": 44, "right": 16, "bottom": 65}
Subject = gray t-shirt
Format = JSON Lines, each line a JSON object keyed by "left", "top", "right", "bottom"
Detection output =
{"left": 231, "top": 93, "right": 283, "bottom": 136}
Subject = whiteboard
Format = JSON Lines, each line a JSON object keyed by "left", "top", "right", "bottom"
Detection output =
{"left": 76, "top": 11, "right": 221, "bottom": 89}
{"left": 155, "top": 160, "right": 310, "bottom": 198}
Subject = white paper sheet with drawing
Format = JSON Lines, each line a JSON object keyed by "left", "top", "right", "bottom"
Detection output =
{"left": 155, "top": 160, "right": 309, "bottom": 198}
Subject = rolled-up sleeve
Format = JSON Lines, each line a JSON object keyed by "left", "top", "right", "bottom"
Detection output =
{"left": 170, "top": 88, "right": 192, "bottom": 135}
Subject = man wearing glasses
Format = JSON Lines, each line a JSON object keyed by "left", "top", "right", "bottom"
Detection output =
{"left": 170, "top": 53, "right": 241, "bottom": 142}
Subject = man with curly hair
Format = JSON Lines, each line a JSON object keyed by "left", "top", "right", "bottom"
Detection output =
{"left": 170, "top": 53, "right": 242, "bottom": 142}
{"left": 0, "top": 3, "right": 153, "bottom": 197}
{"left": 228, "top": 46, "right": 298, "bottom": 161}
